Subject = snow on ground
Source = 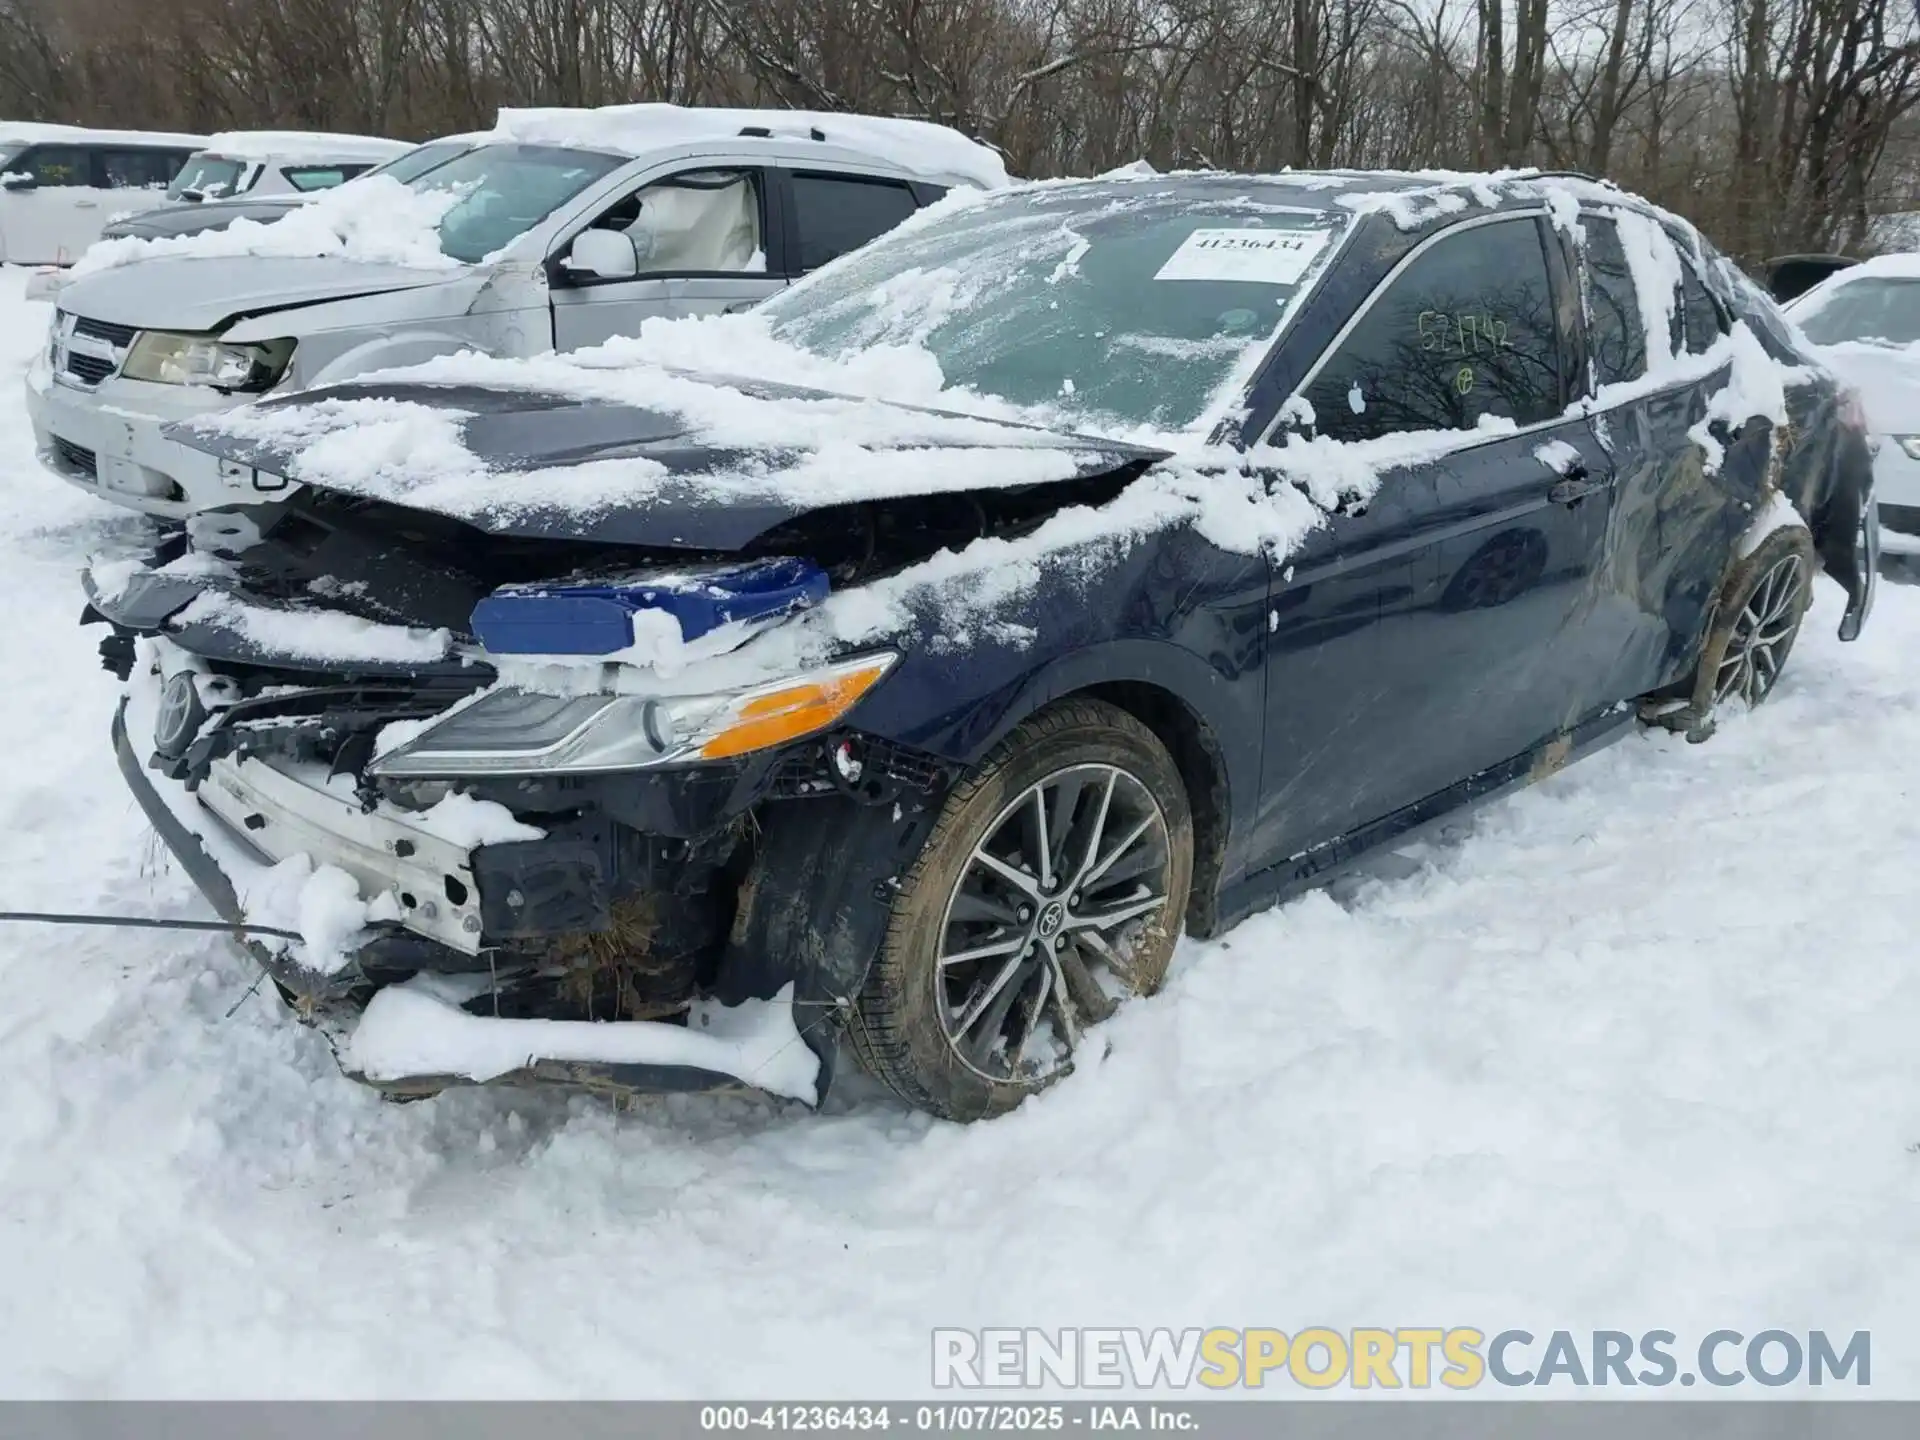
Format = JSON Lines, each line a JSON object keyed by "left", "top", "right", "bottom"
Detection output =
{"left": 2, "top": 266, "right": 1920, "bottom": 1397}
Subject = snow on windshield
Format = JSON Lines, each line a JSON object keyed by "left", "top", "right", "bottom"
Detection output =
{"left": 760, "top": 186, "right": 1348, "bottom": 435}
{"left": 1795, "top": 272, "right": 1920, "bottom": 347}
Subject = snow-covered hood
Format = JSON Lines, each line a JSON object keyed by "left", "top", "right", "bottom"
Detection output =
{"left": 170, "top": 374, "right": 1170, "bottom": 551}
{"left": 56, "top": 255, "right": 470, "bottom": 332}
{"left": 1811, "top": 340, "right": 1920, "bottom": 436}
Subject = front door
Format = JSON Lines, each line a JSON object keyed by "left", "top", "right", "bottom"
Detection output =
{"left": 550, "top": 167, "right": 784, "bottom": 351}
{"left": 1259, "top": 211, "right": 1620, "bottom": 857}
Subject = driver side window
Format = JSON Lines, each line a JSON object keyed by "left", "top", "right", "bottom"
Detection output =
{"left": 585, "top": 169, "right": 765, "bottom": 275}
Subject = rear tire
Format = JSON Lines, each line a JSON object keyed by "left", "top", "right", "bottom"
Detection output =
{"left": 1646, "top": 524, "right": 1814, "bottom": 742}
{"left": 847, "top": 699, "right": 1193, "bottom": 1122}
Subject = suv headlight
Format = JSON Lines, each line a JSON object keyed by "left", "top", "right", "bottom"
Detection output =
{"left": 121, "top": 332, "right": 294, "bottom": 392}
{"left": 368, "top": 653, "right": 899, "bottom": 778}
{"left": 1894, "top": 435, "right": 1920, "bottom": 461}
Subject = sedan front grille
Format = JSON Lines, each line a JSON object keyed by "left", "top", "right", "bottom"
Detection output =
{"left": 50, "top": 437, "right": 97, "bottom": 480}
{"left": 63, "top": 352, "right": 114, "bottom": 386}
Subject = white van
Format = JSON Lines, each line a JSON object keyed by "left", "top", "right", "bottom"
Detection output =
{"left": 166, "top": 131, "right": 414, "bottom": 203}
{"left": 0, "top": 121, "right": 210, "bottom": 264}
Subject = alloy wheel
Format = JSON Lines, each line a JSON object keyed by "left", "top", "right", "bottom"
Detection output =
{"left": 1714, "top": 551, "right": 1806, "bottom": 707}
{"left": 934, "top": 763, "right": 1172, "bottom": 1083}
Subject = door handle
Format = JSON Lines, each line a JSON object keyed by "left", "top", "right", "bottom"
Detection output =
{"left": 1548, "top": 463, "right": 1602, "bottom": 506}
{"left": 73, "top": 198, "right": 99, "bottom": 209}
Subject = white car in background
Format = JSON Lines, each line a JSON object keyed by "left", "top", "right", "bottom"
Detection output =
{"left": 1788, "top": 254, "right": 1920, "bottom": 557}
{"left": 0, "top": 121, "right": 209, "bottom": 264}
{"left": 26, "top": 103, "right": 1009, "bottom": 519}
{"left": 22, "top": 130, "right": 431, "bottom": 302}
{"left": 165, "top": 131, "right": 414, "bottom": 203}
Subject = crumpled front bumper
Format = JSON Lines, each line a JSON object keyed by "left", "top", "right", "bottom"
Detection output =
{"left": 110, "top": 695, "right": 822, "bottom": 1105}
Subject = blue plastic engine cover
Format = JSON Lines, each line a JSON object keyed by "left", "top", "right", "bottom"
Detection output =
{"left": 471, "top": 557, "right": 829, "bottom": 656}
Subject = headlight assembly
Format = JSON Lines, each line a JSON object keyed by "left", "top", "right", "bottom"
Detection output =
{"left": 1894, "top": 435, "right": 1920, "bottom": 462}
{"left": 367, "top": 653, "right": 899, "bottom": 778}
{"left": 120, "top": 332, "right": 294, "bottom": 392}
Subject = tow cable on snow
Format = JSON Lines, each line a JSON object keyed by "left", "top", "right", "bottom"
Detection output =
{"left": 0, "top": 911, "right": 304, "bottom": 941}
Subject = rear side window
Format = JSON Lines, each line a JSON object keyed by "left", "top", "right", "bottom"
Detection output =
{"left": 1580, "top": 215, "right": 1647, "bottom": 387}
{"left": 790, "top": 173, "right": 918, "bottom": 271}
{"left": 100, "top": 149, "right": 182, "bottom": 190}
{"left": 1679, "top": 261, "right": 1724, "bottom": 354}
{"left": 1302, "top": 216, "right": 1563, "bottom": 442}
{"left": 9, "top": 145, "right": 92, "bottom": 187}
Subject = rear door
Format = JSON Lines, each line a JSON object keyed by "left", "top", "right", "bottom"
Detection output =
{"left": 550, "top": 165, "right": 783, "bottom": 348}
{"left": 1257, "top": 212, "right": 1618, "bottom": 858}
{"left": 1574, "top": 208, "right": 1767, "bottom": 699}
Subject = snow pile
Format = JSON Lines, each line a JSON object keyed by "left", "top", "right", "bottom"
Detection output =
{"left": 200, "top": 131, "right": 411, "bottom": 164}
{"left": 488, "top": 103, "right": 1010, "bottom": 190}
{"left": 409, "top": 790, "right": 545, "bottom": 848}
{"left": 68, "top": 175, "right": 465, "bottom": 277}
{"left": 236, "top": 855, "right": 400, "bottom": 975}
{"left": 344, "top": 982, "right": 820, "bottom": 1101}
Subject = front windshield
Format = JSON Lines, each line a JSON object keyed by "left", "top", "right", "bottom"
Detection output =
{"left": 373, "top": 141, "right": 471, "bottom": 185}
{"left": 760, "top": 185, "right": 1348, "bottom": 432}
{"left": 411, "top": 143, "right": 624, "bottom": 264}
{"left": 169, "top": 155, "right": 249, "bottom": 200}
{"left": 1796, "top": 277, "right": 1920, "bottom": 346}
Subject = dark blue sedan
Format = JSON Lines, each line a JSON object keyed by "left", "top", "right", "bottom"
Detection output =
{"left": 85, "top": 171, "right": 1875, "bottom": 1120}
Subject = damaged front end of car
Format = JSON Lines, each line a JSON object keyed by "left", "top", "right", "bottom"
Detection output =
{"left": 86, "top": 489, "right": 987, "bottom": 1107}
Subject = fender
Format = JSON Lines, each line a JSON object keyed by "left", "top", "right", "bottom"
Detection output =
{"left": 859, "top": 632, "right": 1263, "bottom": 903}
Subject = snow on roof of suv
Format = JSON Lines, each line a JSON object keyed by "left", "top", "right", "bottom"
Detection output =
{"left": 484, "top": 103, "right": 1011, "bottom": 190}
{"left": 0, "top": 120, "right": 210, "bottom": 149}
{"left": 198, "top": 131, "right": 415, "bottom": 165}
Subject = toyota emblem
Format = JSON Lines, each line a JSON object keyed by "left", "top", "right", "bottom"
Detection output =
{"left": 153, "top": 672, "right": 204, "bottom": 758}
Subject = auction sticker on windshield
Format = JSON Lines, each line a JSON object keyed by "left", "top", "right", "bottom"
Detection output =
{"left": 1153, "top": 227, "right": 1332, "bottom": 285}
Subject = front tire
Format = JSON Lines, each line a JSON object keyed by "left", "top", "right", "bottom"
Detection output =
{"left": 848, "top": 699, "right": 1193, "bottom": 1122}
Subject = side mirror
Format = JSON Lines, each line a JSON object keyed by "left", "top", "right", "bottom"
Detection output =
{"left": 2, "top": 173, "right": 37, "bottom": 192}
{"left": 564, "top": 228, "right": 640, "bottom": 281}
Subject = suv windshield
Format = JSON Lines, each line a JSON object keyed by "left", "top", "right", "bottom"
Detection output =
{"left": 411, "top": 143, "right": 624, "bottom": 264}
{"left": 169, "top": 155, "right": 249, "bottom": 200}
{"left": 759, "top": 184, "right": 1347, "bottom": 432}
{"left": 1796, "top": 277, "right": 1920, "bottom": 346}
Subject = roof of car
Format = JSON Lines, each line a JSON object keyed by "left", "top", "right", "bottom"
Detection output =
{"left": 965, "top": 166, "right": 1661, "bottom": 232}
{"left": 0, "top": 120, "right": 210, "bottom": 148}
{"left": 480, "top": 104, "right": 1011, "bottom": 190}
{"left": 200, "top": 131, "right": 414, "bottom": 163}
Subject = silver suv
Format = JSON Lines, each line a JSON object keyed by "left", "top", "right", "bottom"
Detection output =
{"left": 27, "top": 106, "right": 1006, "bottom": 518}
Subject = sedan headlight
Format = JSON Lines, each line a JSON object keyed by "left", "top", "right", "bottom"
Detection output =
{"left": 121, "top": 332, "right": 293, "bottom": 391}
{"left": 1894, "top": 435, "right": 1920, "bottom": 462}
{"left": 368, "top": 653, "right": 899, "bottom": 778}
